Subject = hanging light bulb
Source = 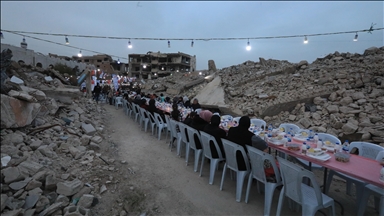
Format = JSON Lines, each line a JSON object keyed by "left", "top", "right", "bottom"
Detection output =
{"left": 143, "top": 65, "right": 147, "bottom": 69}
{"left": 304, "top": 36, "right": 308, "bottom": 44}
{"left": 128, "top": 40, "right": 132, "bottom": 49}
{"left": 65, "top": 36, "right": 69, "bottom": 44}
{"left": 0, "top": 32, "right": 4, "bottom": 39}
{"left": 20, "top": 37, "right": 27, "bottom": 49}
{"left": 78, "top": 50, "right": 82, "bottom": 57}
{"left": 353, "top": 33, "right": 358, "bottom": 41}
{"left": 246, "top": 39, "right": 251, "bottom": 51}
{"left": 191, "top": 40, "right": 194, "bottom": 47}
{"left": 117, "top": 59, "right": 120, "bottom": 64}
{"left": 168, "top": 40, "right": 171, "bottom": 48}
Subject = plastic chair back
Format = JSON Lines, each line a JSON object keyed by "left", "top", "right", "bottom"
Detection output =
{"left": 276, "top": 156, "right": 303, "bottom": 204}
{"left": 195, "top": 108, "right": 202, "bottom": 114}
{"left": 246, "top": 145, "right": 281, "bottom": 184}
{"left": 350, "top": 142, "right": 384, "bottom": 160}
{"left": 178, "top": 123, "right": 189, "bottom": 144}
{"left": 147, "top": 111, "right": 156, "bottom": 124}
{"left": 186, "top": 126, "right": 201, "bottom": 150}
{"left": 221, "top": 139, "right": 250, "bottom": 172}
{"left": 317, "top": 133, "right": 341, "bottom": 145}
{"left": 233, "top": 117, "right": 241, "bottom": 124}
{"left": 279, "top": 123, "right": 301, "bottom": 134}
{"left": 250, "top": 119, "right": 267, "bottom": 130}
{"left": 200, "top": 131, "right": 224, "bottom": 159}
{"left": 221, "top": 115, "right": 233, "bottom": 121}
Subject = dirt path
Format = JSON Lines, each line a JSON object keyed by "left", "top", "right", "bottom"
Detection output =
{"left": 91, "top": 103, "right": 378, "bottom": 216}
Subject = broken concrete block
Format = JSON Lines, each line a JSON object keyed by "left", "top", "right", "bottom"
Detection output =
{"left": 25, "top": 179, "right": 42, "bottom": 191}
{"left": 20, "top": 86, "right": 47, "bottom": 101}
{"left": 1, "top": 194, "right": 8, "bottom": 211}
{"left": 3, "top": 167, "right": 24, "bottom": 184}
{"left": 88, "top": 142, "right": 100, "bottom": 150}
{"left": 81, "top": 123, "right": 96, "bottom": 136}
{"left": 44, "top": 76, "right": 53, "bottom": 82}
{"left": 22, "top": 194, "right": 40, "bottom": 209}
{"left": 9, "top": 177, "right": 32, "bottom": 190}
{"left": 38, "top": 202, "right": 63, "bottom": 216}
{"left": 56, "top": 195, "right": 69, "bottom": 207}
{"left": 91, "top": 136, "right": 102, "bottom": 144}
{"left": 77, "top": 194, "right": 94, "bottom": 208}
{"left": 10, "top": 76, "right": 24, "bottom": 85}
{"left": 56, "top": 179, "right": 84, "bottom": 196}
{"left": 28, "top": 187, "right": 43, "bottom": 196}
{"left": 8, "top": 90, "right": 37, "bottom": 102}
{"left": 45, "top": 175, "right": 58, "bottom": 191}
{"left": 18, "top": 161, "right": 44, "bottom": 176}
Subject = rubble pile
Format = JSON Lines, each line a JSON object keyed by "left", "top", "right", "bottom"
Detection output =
{"left": 218, "top": 46, "right": 384, "bottom": 144}
{"left": 0, "top": 49, "right": 130, "bottom": 215}
{"left": 142, "top": 70, "right": 209, "bottom": 97}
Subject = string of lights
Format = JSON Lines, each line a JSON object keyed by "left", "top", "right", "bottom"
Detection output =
{"left": 0, "top": 23, "right": 382, "bottom": 59}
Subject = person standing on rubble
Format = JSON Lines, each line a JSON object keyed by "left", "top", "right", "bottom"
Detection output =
{"left": 93, "top": 83, "right": 102, "bottom": 104}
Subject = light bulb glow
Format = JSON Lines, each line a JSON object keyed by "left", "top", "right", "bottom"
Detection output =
{"left": 22, "top": 37, "right": 26, "bottom": 43}
{"left": 117, "top": 59, "right": 120, "bottom": 64}
{"left": 143, "top": 65, "right": 146, "bottom": 69}
{"left": 128, "top": 40, "right": 132, "bottom": 49}
{"left": 304, "top": 36, "right": 308, "bottom": 44}
{"left": 246, "top": 41, "right": 251, "bottom": 51}
{"left": 78, "top": 50, "right": 82, "bottom": 57}
{"left": 65, "top": 36, "right": 69, "bottom": 44}
{"left": 353, "top": 33, "right": 358, "bottom": 41}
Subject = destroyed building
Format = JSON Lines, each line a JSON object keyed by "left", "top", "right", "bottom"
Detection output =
{"left": 128, "top": 51, "right": 196, "bottom": 79}
{"left": 72, "top": 54, "right": 128, "bottom": 75}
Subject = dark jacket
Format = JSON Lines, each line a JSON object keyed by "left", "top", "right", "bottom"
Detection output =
{"left": 191, "top": 115, "right": 208, "bottom": 132}
{"left": 204, "top": 118, "right": 226, "bottom": 158}
{"left": 191, "top": 103, "right": 201, "bottom": 111}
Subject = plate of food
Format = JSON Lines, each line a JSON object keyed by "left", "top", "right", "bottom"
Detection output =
{"left": 286, "top": 143, "right": 301, "bottom": 151}
{"left": 256, "top": 131, "right": 266, "bottom": 138}
{"left": 323, "top": 140, "right": 335, "bottom": 152}
{"left": 306, "top": 152, "right": 331, "bottom": 162}
{"left": 307, "top": 148, "right": 326, "bottom": 156}
{"left": 268, "top": 136, "right": 285, "bottom": 145}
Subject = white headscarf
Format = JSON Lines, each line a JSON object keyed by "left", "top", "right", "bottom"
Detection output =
{"left": 183, "top": 96, "right": 189, "bottom": 103}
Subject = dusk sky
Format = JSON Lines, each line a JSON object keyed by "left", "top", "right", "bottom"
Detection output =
{"left": 1, "top": 1, "right": 383, "bottom": 70}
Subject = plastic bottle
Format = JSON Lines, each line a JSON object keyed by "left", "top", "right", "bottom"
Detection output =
{"left": 335, "top": 142, "right": 342, "bottom": 153}
{"left": 380, "top": 166, "right": 384, "bottom": 183}
{"left": 342, "top": 140, "right": 350, "bottom": 153}
{"left": 283, "top": 135, "right": 288, "bottom": 147}
{"left": 302, "top": 142, "right": 307, "bottom": 155}
{"left": 289, "top": 128, "right": 294, "bottom": 135}
{"left": 317, "top": 138, "right": 323, "bottom": 149}
{"left": 268, "top": 124, "right": 273, "bottom": 135}
{"left": 314, "top": 133, "right": 319, "bottom": 144}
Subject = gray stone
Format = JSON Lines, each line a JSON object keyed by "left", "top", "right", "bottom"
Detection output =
{"left": 72, "top": 187, "right": 92, "bottom": 200}
{"left": 8, "top": 90, "right": 37, "bottom": 102}
{"left": 350, "top": 92, "right": 365, "bottom": 100}
{"left": 340, "top": 97, "right": 353, "bottom": 106}
{"left": 10, "top": 76, "right": 24, "bottom": 85}
{"left": 20, "top": 86, "right": 46, "bottom": 101}
{"left": 313, "top": 97, "right": 325, "bottom": 105}
{"left": 38, "top": 202, "right": 63, "bottom": 216}
{"left": 44, "top": 76, "right": 53, "bottom": 82}
{"left": 9, "top": 177, "right": 32, "bottom": 190}
{"left": 326, "top": 105, "right": 339, "bottom": 114}
{"left": 1, "top": 209, "right": 23, "bottom": 216}
{"left": 288, "top": 115, "right": 296, "bottom": 121}
{"left": 56, "top": 195, "right": 70, "bottom": 207}
{"left": 30, "top": 140, "right": 43, "bottom": 150}
{"left": 3, "top": 167, "right": 24, "bottom": 184}
{"left": 75, "top": 107, "right": 85, "bottom": 115}
{"left": 18, "top": 161, "right": 44, "bottom": 176}
{"left": 24, "top": 209, "right": 36, "bottom": 216}
{"left": 25, "top": 179, "right": 42, "bottom": 191}
{"left": 357, "top": 99, "right": 367, "bottom": 105}
{"left": 5, "top": 197, "right": 25, "bottom": 210}
{"left": 45, "top": 175, "right": 58, "bottom": 191}
{"left": 2, "top": 133, "right": 24, "bottom": 144}
{"left": 32, "top": 170, "right": 47, "bottom": 182}
{"left": 23, "top": 195, "right": 40, "bottom": 209}
{"left": 56, "top": 179, "right": 84, "bottom": 196}
{"left": 89, "top": 142, "right": 100, "bottom": 150}
{"left": 28, "top": 187, "right": 43, "bottom": 195}
{"left": 369, "top": 115, "right": 382, "bottom": 124}
{"left": 38, "top": 145, "right": 56, "bottom": 158}
{"left": 312, "top": 113, "right": 321, "bottom": 121}
{"left": 91, "top": 136, "right": 102, "bottom": 144}
{"left": 81, "top": 123, "right": 96, "bottom": 136}
{"left": 298, "top": 118, "right": 312, "bottom": 128}
{"left": 1, "top": 194, "right": 8, "bottom": 211}
{"left": 35, "top": 196, "right": 50, "bottom": 213}
{"left": 328, "top": 92, "right": 337, "bottom": 101}
{"left": 342, "top": 122, "right": 358, "bottom": 134}
{"left": 77, "top": 194, "right": 94, "bottom": 208}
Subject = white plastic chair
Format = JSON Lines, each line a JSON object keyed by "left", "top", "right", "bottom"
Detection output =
{"left": 233, "top": 117, "right": 241, "bottom": 124}
{"left": 245, "top": 145, "right": 283, "bottom": 216}
{"left": 115, "top": 96, "right": 123, "bottom": 109}
{"left": 122, "top": 99, "right": 127, "bottom": 112}
{"left": 199, "top": 131, "right": 225, "bottom": 185}
{"left": 146, "top": 111, "right": 157, "bottom": 135}
{"left": 177, "top": 123, "right": 189, "bottom": 157}
{"left": 132, "top": 104, "right": 141, "bottom": 123}
{"left": 185, "top": 126, "right": 203, "bottom": 172}
{"left": 221, "top": 115, "right": 233, "bottom": 121}
{"left": 326, "top": 142, "right": 384, "bottom": 209}
{"left": 358, "top": 176, "right": 384, "bottom": 216}
{"left": 220, "top": 139, "right": 251, "bottom": 202}
{"left": 164, "top": 115, "right": 172, "bottom": 143}
{"left": 154, "top": 113, "right": 167, "bottom": 140}
{"left": 169, "top": 119, "right": 181, "bottom": 152}
{"left": 250, "top": 118, "right": 267, "bottom": 130}
{"left": 195, "top": 108, "right": 202, "bottom": 115}
{"left": 139, "top": 108, "right": 149, "bottom": 131}
{"left": 126, "top": 101, "right": 133, "bottom": 117}
{"left": 276, "top": 157, "right": 335, "bottom": 216}
{"left": 213, "top": 112, "right": 220, "bottom": 116}
{"left": 279, "top": 123, "right": 301, "bottom": 134}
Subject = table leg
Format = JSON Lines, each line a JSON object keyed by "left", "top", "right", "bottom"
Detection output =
{"left": 323, "top": 168, "right": 344, "bottom": 215}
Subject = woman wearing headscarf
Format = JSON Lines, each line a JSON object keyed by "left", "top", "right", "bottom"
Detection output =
{"left": 171, "top": 103, "right": 181, "bottom": 121}
{"left": 190, "top": 110, "right": 212, "bottom": 149}
{"left": 226, "top": 116, "right": 268, "bottom": 170}
{"left": 204, "top": 115, "right": 226, "bottom": 158}
{"left": 183, "top": 96, "right": 191, "bottom": 108}
{"left": 147, "top": 98, "right": 166, "bottom": 121}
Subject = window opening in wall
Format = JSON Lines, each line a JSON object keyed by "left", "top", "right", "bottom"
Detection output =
{"left": 104, "top": 58, "right": 109, "bottom": 61}
{"left": 84, "top": 59, "right": 89, "bottom": 62}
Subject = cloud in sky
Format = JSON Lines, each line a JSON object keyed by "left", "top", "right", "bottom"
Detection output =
{"left": 1, "top": 1, "right": 383, "bottom": 70}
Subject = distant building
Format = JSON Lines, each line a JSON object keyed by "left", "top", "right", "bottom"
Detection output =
{"left": 72, "top": 54, "right": 128, "bottom": 75}
{"left": 128, "top": 51, "right": 196, "bottom": 79}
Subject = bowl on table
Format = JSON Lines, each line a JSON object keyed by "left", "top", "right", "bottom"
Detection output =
{"left": 335, "top": 152, "right": 350, "bottom": 163}
{"left": 286, "top": 143, "right": 301, "bottom": 151}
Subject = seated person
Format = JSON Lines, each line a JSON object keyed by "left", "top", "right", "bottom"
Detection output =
{"left": 183, "top": 111, "right": 196, "bottom": 126}
{"left": 226, "top": 116, "right": 268, "bottom": 170}
{"left": 171, "top": 103, "right": 181, "bottom": 121}
{"left": 191, "top": 110, "right": 212, "bottom": 149}
{"left": 147, "top": 99, "right": 165, "bottom": 121}
{"left": 191, "top": 98, "right": 201, "bottom": 111}
{"left": 203, "top": 115, "right": 226, "bottom": 158}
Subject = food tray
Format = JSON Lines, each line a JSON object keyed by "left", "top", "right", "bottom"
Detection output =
{"left": 335, "top": 152, "right": 350, "bottom": 163}
{"left": 307, "top": 149, "right": 326, "bottom": 156}
{"left": 287, "top": 143, "right": 300, "bottom": 151}
{"left": 268, "top": 138, "right": 285, "bottom": 146}
{"left": 306, "top": 153, "right": 331, "bottom": 162}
